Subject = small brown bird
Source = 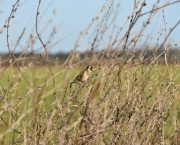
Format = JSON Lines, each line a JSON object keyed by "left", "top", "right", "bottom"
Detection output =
{"left": 70, "top": 65, "right": 93, "bottom": 88}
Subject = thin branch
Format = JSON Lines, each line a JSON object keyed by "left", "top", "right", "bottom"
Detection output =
{"left": 140, "top": 0, "right": 180, "bottom": 17}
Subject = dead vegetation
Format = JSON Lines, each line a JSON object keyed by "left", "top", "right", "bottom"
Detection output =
{"left": 0, "top": 0, "right": 180, "bottom": 144}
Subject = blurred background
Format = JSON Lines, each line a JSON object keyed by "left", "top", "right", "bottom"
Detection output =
{"left": 0, "top": 0, "right": 179, "bottom": 54}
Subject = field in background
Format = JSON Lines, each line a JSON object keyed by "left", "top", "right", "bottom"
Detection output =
{"left": 0, "top": 64, "right": 179, "bottom": 144}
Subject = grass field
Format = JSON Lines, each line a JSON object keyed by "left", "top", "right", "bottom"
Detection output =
{"left": 0, "top": 65, "right": 180, "bottom": 144}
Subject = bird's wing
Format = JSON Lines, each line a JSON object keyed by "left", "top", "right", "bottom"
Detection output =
{"left": 74, "top": 70, "right": 84, "bottom": 82}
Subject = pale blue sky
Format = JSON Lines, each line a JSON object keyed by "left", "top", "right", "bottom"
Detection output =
{"left": 0, "top": 0, "right": 180, "bottom": 53}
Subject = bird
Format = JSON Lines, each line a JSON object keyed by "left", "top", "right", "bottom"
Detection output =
{"left": 70, "top": 65, "right": 93, "bottom": 88}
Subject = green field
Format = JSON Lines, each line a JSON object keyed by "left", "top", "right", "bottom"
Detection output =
{"left": 0, "top": 65, "right": 180, "bottom": 144}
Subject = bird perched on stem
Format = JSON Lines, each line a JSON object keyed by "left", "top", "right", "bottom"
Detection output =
{"left": 70, "top": 65, "right": 93, "bottom": 88}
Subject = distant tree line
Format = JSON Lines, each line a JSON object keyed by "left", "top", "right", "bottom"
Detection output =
{"left": 0, "top": 47, "right": 180, "bottom": 66}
